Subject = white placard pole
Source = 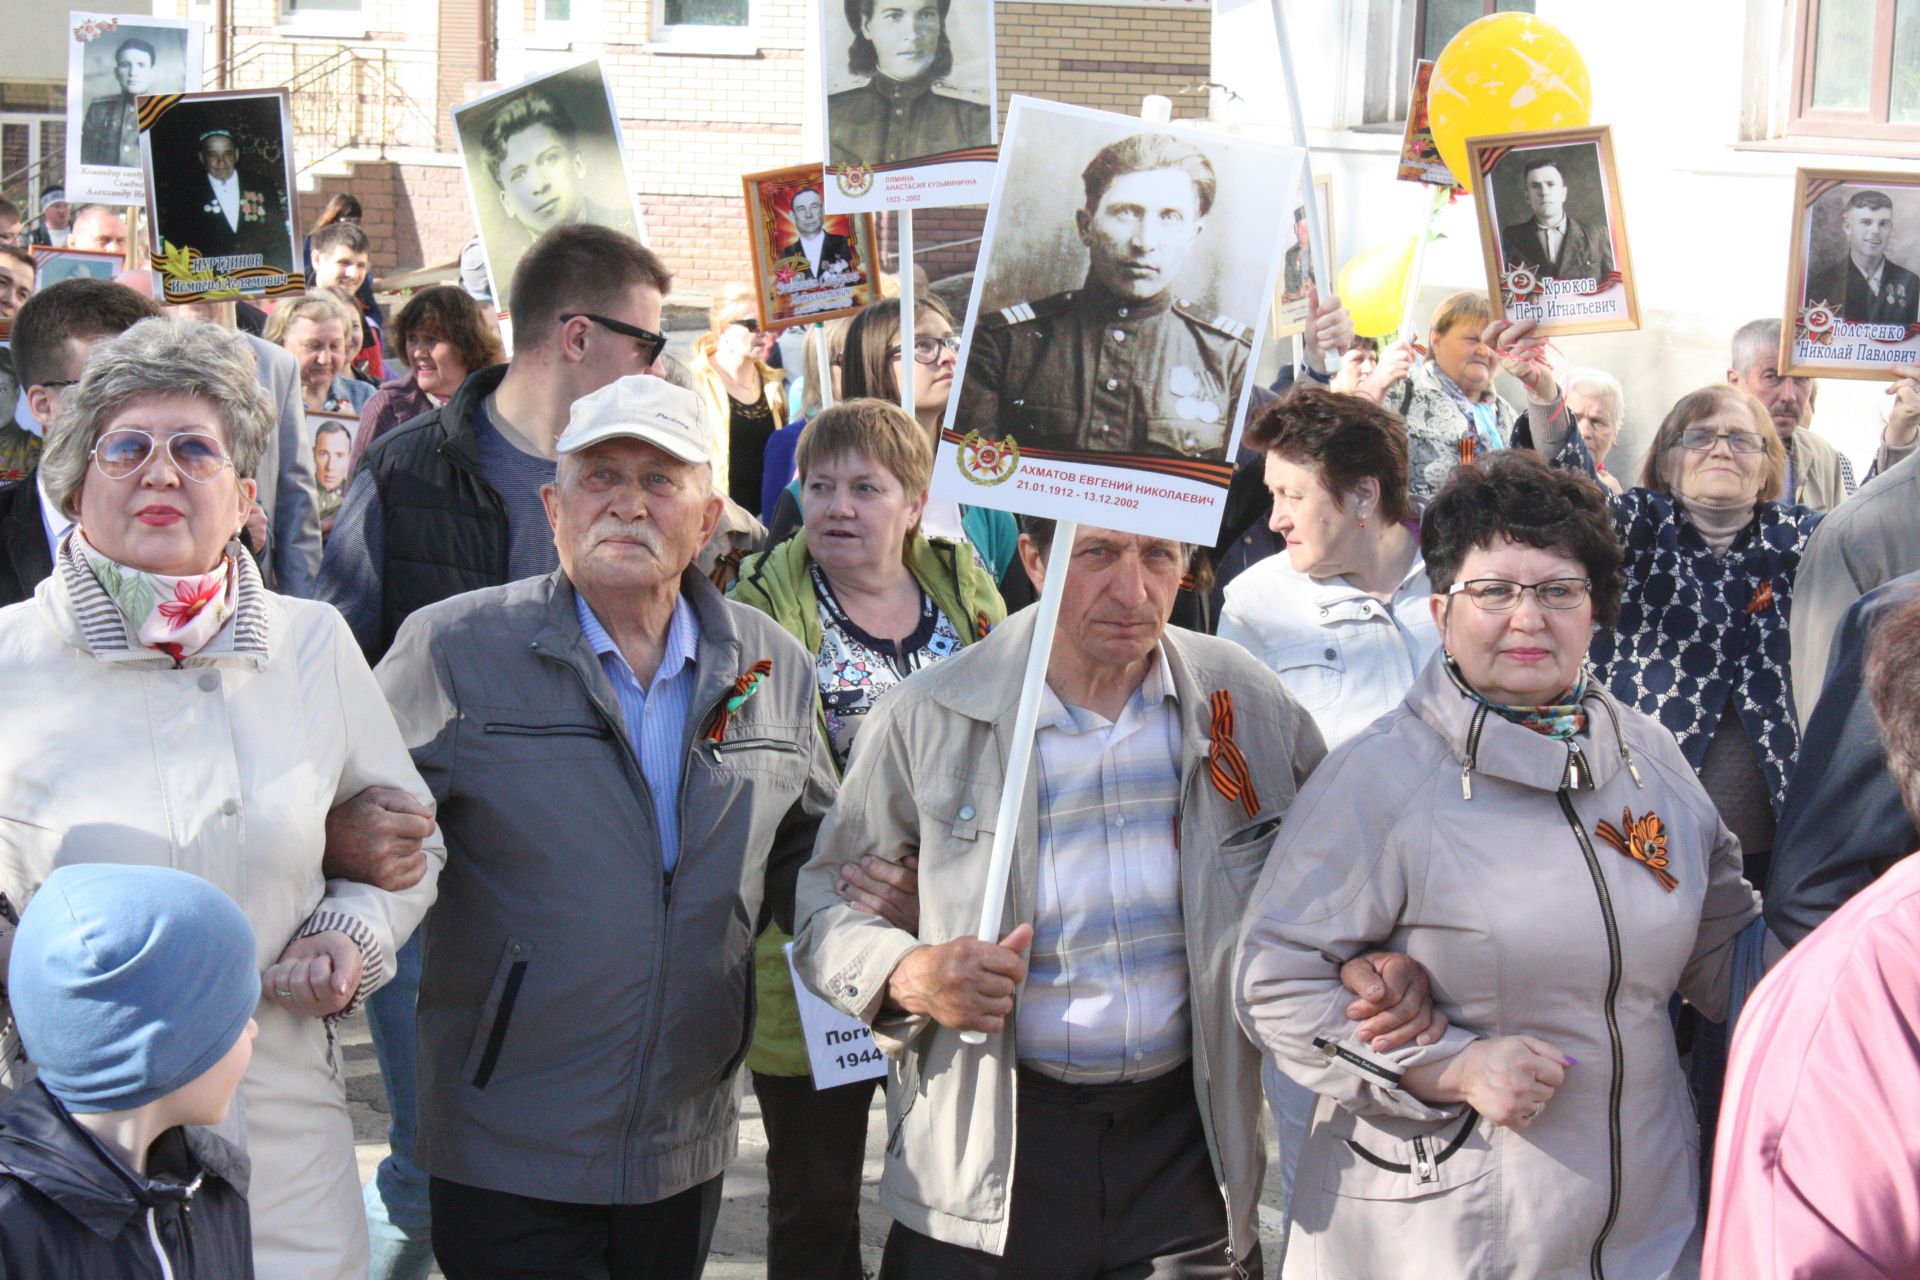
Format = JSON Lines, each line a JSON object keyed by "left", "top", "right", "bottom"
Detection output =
{"left": 898, "top": 209, "right": 916, "bottom": 420}
{"left": 814, "top": 321, "right": 836, "bottom": 411}
{"left": 956, "top": 93, "right": 1170, "bottom": 1048}
{"left": 1398, "top": 184, "right": 1447, "bottom": 345}
{"left": 1269, "top": 1, "right": 1330, "bottom": 290}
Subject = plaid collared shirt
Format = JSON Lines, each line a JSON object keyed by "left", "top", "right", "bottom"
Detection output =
{"left": 1019, "top": 650, "right": 1191, "bottom": 1084}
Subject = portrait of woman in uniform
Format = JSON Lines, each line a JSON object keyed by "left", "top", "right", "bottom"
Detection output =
{"left": 825, "top": 0, "right": 993, "bottom": 171}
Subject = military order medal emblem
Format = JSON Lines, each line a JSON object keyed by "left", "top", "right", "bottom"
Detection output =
{"left": 956, "top": 431, "right": 1019, "bottom": 485}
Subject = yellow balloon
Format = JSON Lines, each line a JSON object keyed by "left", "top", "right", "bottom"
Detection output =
{"left": 1428, "top": 12, "right": 1592, "bottom": 194}
{"left": 1337, "top": 237, "right": 1419, "bottom": 339}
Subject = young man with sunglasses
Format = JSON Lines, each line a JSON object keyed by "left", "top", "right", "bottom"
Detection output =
{"left": 317, "top": 220, "right": 673, "bottom": 1280}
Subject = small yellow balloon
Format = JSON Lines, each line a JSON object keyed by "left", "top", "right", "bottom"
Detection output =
{"left": 1429, "top": 12, "right": 1592, "bottom": 194}
{"left": 1337, "top": 237, "right": 1419, "bottom": 339}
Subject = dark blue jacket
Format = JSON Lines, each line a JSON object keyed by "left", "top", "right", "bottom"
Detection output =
{"left": 1766, "top": 573, "right": 1920, "bottom": 945}
{"left": 0, "top": 1080, "right": 252, "bottom": 1279}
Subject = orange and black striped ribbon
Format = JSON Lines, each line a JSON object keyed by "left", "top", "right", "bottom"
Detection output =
{"left": 1207, "top": 689, "right": 1260, "bottom": 818}
{"left": 705, "top": 658, "right": 774, "bottom": 742}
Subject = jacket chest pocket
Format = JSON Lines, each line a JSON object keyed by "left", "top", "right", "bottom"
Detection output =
{"left": 1268, "top": 639, "right": 1346, "bottom": 715}
{"left": 1320, "top": 1109, "right": 1494, "bottom": 1201}
{"left": 478, "top": 715, "right": 615, "bottom": 763}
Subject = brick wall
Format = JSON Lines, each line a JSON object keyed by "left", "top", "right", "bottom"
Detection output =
{"left": 298, "top": 161, "right": 476, "bottom": 274}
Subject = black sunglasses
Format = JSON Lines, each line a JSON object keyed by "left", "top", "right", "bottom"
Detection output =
{"left": 561, "top": 313, "right": 669, "bottom": 367}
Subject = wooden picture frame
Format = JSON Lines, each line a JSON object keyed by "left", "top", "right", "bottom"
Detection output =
{"left": 1779, "top": 167, "right": 1920, "bottom": 381}
{"left": 1467, "top": 125, "right": 1639, "bottom": 337}
{"left": 740, "top": 163, "right": 879, "bottom": 333}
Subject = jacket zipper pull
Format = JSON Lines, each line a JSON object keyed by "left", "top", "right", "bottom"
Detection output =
{"left": 662, "top": 869, "right": 674, "bottom": 908}
{"left": 1414, "top": 1134, "right": 1435, "bottom": 1183}
{"left": 1460, "top": 764, "right": 1472, "bottom": 801}
{"left": 1624, "top": 748, "right": 1644, "bottom": 788}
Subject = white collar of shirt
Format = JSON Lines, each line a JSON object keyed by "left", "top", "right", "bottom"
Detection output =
{"left": 38, "top": 473, "right": 72, "bottom": 564}
{"left": 208, "top": 172, "right": 241, "bottom": 229}
{"left": 1038, "top": 642, "right": 1176, "bottom": 740}
{"left": 1861, "top": 258, "right": 1886, "bottom": 295}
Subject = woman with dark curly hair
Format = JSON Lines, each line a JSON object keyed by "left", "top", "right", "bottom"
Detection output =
{"left": 350, "top": 285, "right": 504, "bottom": 471}
{"left": 826, "top": 0, "right": 991, "bottom": 169}
{"left": 1236, "top": 450, "right": 1761, "bottom": 1279}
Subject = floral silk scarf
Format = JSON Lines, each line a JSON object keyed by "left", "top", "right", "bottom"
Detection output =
{"left": 74, "top": 532, "right": 236, "bottom": 662}
{"left": 1445, "top": 655, "right": 1589, "bottom": 742}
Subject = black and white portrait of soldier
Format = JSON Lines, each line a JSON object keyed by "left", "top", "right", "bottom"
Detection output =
{"left": 958, "top": 114, "right": 1287, "bottom": 465}
{"left": 774, "top": 187, "right": 853, "bottom": 280}
{"left": 1497, "top": 149, "right": 1614, "bottom": 284}
{"left": 1808, "top": 189, "right": 1920, "bottom": 328}
{"left": 80, "top": 38, "right": 156, "bottom": 168}
{"left": 825, "top": 0, "right": 992, "bottom": 169}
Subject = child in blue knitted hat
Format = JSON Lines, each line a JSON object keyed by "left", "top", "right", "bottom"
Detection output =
{"left": 0, "top": 863, "right": 261, "bottom": 1278}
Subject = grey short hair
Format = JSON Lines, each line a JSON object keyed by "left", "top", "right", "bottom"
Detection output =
{"left": 42, "top": 318, "right": 277, "bottom": 518}
{"left": 1730, "top": 319, "right": 1781, "bottom": 377}
{"left": 1565, "top": 367, "right": 1624, "bottom": 426}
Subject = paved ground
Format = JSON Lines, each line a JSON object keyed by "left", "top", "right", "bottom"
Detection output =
{"left": 341, "top": 1012, "right": 1291, "bottom": 1276}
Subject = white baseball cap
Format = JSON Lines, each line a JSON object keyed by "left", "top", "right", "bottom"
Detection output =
{"left": 557, "top": 374, "right": 715, "bottom": 465}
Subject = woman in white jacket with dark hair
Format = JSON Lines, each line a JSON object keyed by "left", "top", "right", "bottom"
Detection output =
{"left": 0, "top": 317, "right": 443, "bottom": 1280}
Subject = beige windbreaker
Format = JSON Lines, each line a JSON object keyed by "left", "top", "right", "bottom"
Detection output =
{"left": 1236, "top": 654, "right": 1761, "bottom": 1280}
{"left": 793, "top": 607, "right": 1326, "bottom": 1262}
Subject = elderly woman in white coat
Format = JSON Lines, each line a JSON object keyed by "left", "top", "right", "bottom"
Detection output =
{"left": 0, "top": 318, "right": 443, "bottom": 1280}
{"left": 1236, "top": 451, "right": 1760, "bottom": 1279}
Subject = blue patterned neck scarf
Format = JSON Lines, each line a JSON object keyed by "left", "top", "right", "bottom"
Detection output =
{"left": 1445, "top": 655, "right": 1588, "bottom": 741}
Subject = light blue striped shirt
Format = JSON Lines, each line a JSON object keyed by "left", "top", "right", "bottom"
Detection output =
{"left": 1021, "top": 651, "right": 1190, "bottom": 1084}
{"left": 575, "top": 590, "right": 700, "bottom": 872}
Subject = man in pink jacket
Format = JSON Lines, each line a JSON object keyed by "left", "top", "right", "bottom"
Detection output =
{"left": 1704, "top": 588, "right": 1920, "bottom": 1279}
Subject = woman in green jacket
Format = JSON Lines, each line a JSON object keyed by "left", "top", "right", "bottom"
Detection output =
{"left": 730, "top": 396, "right": 1006, "bottom": 1280}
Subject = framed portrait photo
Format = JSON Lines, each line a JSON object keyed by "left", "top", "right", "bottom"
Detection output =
{"left": 1468, "top": 125, "right": 1639, "bottom": 337}
{"left": 65, "top": 12, "right": 203, "bottom": 205}
{"left": 453, "top": 60, "right": 648, "bottom": 313}
{"left": 1781, "top": 168, "right": 1920, "bottom": 381}
{"left": 820, "top": 0, "right": 997, "bottom": 213}
{"left": 741, "top": 164, "right": 879, "bottom": 331}
{"left": 1396, "top": 60, "right": 1465, "bottom": 194}
{"left": 31, "top": 245, "right": 126, "bottom": 288}
{"left": 306, "top": 408, "right": 359, "bottom": 543}
{"left": 139, "top": 88, "right": 302, "bottom": 305}
{"left": 933, "top": 96, "right": 1306, "bottom": 544}
{"left": 1270, "top": 172, "right": 1332, "bottom": 340}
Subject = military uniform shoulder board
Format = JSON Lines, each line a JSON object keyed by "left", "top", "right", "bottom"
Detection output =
{"left": 1176, "top": 301, "right": 1252, "bottom": 344}
{"left": 933, "top": 80, "right": 992, "bottom": 106}
{"left": 984, "top": 291, "right": 1076, "bottom": 330}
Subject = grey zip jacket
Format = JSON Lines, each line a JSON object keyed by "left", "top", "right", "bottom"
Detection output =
{"left": 1236, "top": 653, "right": 1761, "bottom": 1279}
{"left": 793, "top": 607, "right": 1326, "bottom": 1261}
{"left": 378, "top": 567, "right": 837, "bottom": 1205}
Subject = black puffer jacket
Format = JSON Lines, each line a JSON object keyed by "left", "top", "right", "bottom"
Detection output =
{"left": 0, "top": 1080, "right": 253, "bottom": 1279}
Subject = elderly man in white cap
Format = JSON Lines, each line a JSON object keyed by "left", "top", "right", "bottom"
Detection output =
{"left": 372, "top": 373, "right": 837, "bottom": 1280}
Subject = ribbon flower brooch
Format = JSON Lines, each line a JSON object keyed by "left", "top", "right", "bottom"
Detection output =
{"left": 705, "top": 659, "right": 772, "bottom": 743}
{"left": 1595, "top": 809, "right": 1676, "bottom": 892}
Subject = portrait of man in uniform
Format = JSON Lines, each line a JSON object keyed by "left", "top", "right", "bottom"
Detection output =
{"left": 1282, "top": 205, "right": 1311, "bottom": 300}
{"left": 1498, "top": 154, "right": 1614, "bottom": 284}
{"left": 79, "top": 39, "right": 154, "bottom": 169}
{"left": 958, "top": 131, "right": 1254, "bottom": 464}
{"left": 149, "top": 122, "right": 293, "bottom": 273}
{"left": 774, "top": 187, "right": 853, "bottom": 280}
{"left": 827, "top": 0, "right": 991, "bottom": 169}
{"left": 1807, "top": 189, "right": 1920, "bottom": 327}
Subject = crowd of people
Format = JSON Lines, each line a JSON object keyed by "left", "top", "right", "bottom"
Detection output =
{"left": 1, "top": 159, "right": 1919, "bottom": 1280}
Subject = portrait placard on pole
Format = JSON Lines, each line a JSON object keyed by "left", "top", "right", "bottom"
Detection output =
{"left": 931, "top": 96, "right": 1303, "bottom": 544}
{"left": 139, "top": 88, "right": 303, "bottom": 304}
{"left": 66, "top": 12, "right": 204, "bottom": 206}
{"left": 741, "top": 163, "right": 880, "bottom": 331}
{"left": 1270, "top": 172, "right": 1333, "bottom": 340}
{"left": 452, "top": 60, "right": 648, "bottom": 313}
{"left": 820, "top": 0, "right": 997, "bottom": 213}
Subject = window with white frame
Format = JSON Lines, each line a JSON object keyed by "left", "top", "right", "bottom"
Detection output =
{"left": 1361, "top": 0, "right": 1536, "bottom": 125}
{"left": 650, "top": 0, "right": 755, "bottom": 51}
{"left": 1790, "top": 0, "right": 1920, "bottom": 142}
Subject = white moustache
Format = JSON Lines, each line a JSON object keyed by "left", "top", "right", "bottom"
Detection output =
{"left": 591, "top": 520, "right": 658, "bottom": 549}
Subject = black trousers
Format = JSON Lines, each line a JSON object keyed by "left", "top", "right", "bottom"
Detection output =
{"left": 429, "top": 1173, "right": 723, "bottom": 1280}
{"left": 878, "top": 1062, "right": 1260, "bottom": 1280}
{"left": 752, "top": 1070, "right": 881, "bottom": 1280}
